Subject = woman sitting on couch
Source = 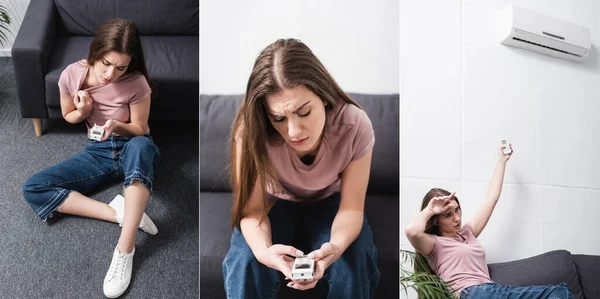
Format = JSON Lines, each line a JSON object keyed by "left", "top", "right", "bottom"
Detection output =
{"left": 405, "top": 144, "right": 575, "bottom": 299}
{"left": 222, "top": 38, "right": 380, "bottom": 299}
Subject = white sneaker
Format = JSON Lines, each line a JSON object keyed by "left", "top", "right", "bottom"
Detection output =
{"left": 103, "top": 246, "right": 135, "bottom": 298}
{"left": 109, "top": 194, "right": 158, "bottom": 235}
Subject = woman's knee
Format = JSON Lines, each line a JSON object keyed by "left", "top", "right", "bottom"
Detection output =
{"left": 222, "top": 243, "right": 268, "bottom": 281}
{"left": 121, "top": 137, "right": 161, "bottom": 188}
{"left": 222, "top": 240, "right": 280, "bottom": 298}
{"left": 223, "top": 239, "right": 255, "bottom": 266}
{"left": 326, "top": 243, "right": 380, "bottom": 290}
{"left": 331, "top": 245, "right": 378, "bottom": 275}
{"left": 549, "top": 284, "right": 574, "bottom": 299}
{"left": 122, "top": 137, "right": 161, "bottom": 170}
{"left": 125, "top": 136, "right": 160, "bottom": 156}
{"left": 22, "top": 174, "right": 45, "bottom": 202}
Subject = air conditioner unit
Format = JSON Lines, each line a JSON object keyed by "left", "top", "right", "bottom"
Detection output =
{"left": 496, "top": 4, "right": 591, "bottom": 62}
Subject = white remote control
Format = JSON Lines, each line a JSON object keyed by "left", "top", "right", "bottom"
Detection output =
{"left": 501, "top": 139, "right": 512, "bottom": 155}
{"left": 291, "top": 255, "right": 315, "bottom": 280}
{"left": 89, "top": 124, "right": 104, "bottom": 141}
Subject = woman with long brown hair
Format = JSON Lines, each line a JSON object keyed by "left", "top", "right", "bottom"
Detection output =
{"left": 22, "top": 18, "right": 159, "bottom": 298}
{"left": 222, "top": 38, "right": 380, "bottom": 298}
{"left": 405, "top": 144, "right": 575, "bottom": 298}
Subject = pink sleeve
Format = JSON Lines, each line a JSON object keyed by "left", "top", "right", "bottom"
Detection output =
{"left": 352, "top": 108, "right": 375, "bottom": 161}
{"left": 129, "top": 74, "right": 152, "bottom": 104}
{"left": 58, "top": 64, "right": 74, "bottom": 95}
{"left": 462, "top": 224, "right": 476, "bottom": 239}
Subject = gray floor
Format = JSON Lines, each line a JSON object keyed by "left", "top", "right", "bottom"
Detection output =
{"left": 0, "top": 57, "right": 199, "bottom": 298}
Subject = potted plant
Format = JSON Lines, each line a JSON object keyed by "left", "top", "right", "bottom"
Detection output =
{"left": 0, "top": 4, "right": 11, "bottom": 47}
{"left": 401, "top": 249, "right": 455, "bottom": 299}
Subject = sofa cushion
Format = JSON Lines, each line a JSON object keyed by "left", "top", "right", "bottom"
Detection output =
{"left": 200, "top": 193, "right": 233, "bottom": 261}
{"left": 200, "top": 192, "right": 231, "bottom": 299}
{"left": 488, "top": 250, "right": 584, "bottom": 299}
{"left": 54, "top": 0, "right": 198, "bottom": 36}
{"left": 200, "top": 95, "right": 242, "bottom": 192}
{"left": 364, "top": 194, "right": 399, "bottom": 299}
{"left": 199, "top": 94, "right": 399, "bottom": 194}
{"left": 45, "top": 36, "right": 90, "bottom": 116}
{"left": 141, "top": 36, "right": 199, "bottom": 119}
{"left": 572, "top": 254, "right": 600, "bottom": 299}
{"left": 45, "top": 36, "right": 198, "bottom": 119}
{"left": 200, "top": 191, "right": 398, "bottom": 299}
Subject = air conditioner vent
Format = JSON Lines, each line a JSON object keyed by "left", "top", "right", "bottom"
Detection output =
{"left": 512, "top": 37, "right": 581, "bottom": 58}
{"left": 542, "top": 31, "right": 565, "bottom": 40}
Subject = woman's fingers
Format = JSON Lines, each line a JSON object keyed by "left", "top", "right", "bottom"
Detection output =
{"left": 73, "top": 92, "right": 80, "bottom": 105}
{"left": 287, "top": 279, "right": 318, "bottom": 291}
{"left": 271, "top": 244, "right": 304, "bottom": 257}
{"left": 276, "top": 259, "right": 294, "bottom": 280}
{"left": 307, "top": 242, "right": 336, "bottom": 260}
{"left": 430, "top": 192, "right": 458, "bottom": 214}
{"left": 76, "top": 90, "right": 92, "bottom": 106}
{"left": 432, "top": 196, "right": 447, "bottom": 203}
{"left": 439, "top": 192, "right": 456, "bottom": 203}
{"left": 78, "top": 91, "right": 86, "bottom": 102}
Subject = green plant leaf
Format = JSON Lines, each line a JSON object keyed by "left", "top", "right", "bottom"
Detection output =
{"left": 401, "top": 249, "right": 455, "bottom": 298}
{"left": 0, "top": 4, "right": 11, "bottom": 47}
{"left": 0, "top": 29, "right": 8, "bottom": 47}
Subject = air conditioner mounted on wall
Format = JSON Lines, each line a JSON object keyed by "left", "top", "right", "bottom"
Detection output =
{"left": 496, "top": 4, "right": 591, "bottom": 62}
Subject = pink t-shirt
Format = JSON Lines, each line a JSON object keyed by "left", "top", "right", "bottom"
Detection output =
{"left": 425, "top": 224, "right": 494, "bottom": 296}
{"left": 265, "top": 103, "right": 375, "bottom": 202}
{"left": 58, "top": 60, "right": 152, "bottom": 136}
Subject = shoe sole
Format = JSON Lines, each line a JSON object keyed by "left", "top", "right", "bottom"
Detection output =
{"left": 103, "top": 272, "right": 130, "bottom": 298}
{"left": 104, "top": 287, "right": 128, "bottom": 299}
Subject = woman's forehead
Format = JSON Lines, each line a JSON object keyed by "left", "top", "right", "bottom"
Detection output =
{"left": 102, "top": 51, "right": 131, "bottom": 66}
{"left": 264, "top": 86, "right": 316, "bottom": 113}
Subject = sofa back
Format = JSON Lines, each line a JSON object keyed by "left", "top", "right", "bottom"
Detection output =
{"left": 200, "top": 94, "right": 399, "bottom": 195}
{"left": 54, "top": 0, "right": 198, "bottom": 36}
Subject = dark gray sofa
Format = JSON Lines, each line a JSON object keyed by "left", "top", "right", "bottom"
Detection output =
{"left": 11, "top": 0, "right": 199, "bottom": 136}
{"left": 488, "top": 250, "right": 600, "bottom": 299}
{"left": 200, "top": 94, "right": 399, "bottom": 298}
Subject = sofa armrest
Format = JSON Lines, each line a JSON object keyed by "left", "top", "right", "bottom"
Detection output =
{"left": 572, "top": 254, "right": 600, "bottom": 299}
{"left": 11, "top": 0, "right": 58, "bottom": 118}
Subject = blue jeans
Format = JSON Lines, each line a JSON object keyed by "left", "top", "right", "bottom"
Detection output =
{"left": 460, "top": 282, "right": 575, "bottom": 299}
{"left": 22, "top": 135, "right": 160, "bottom": 221}
{"left": 222, "top": 193, "right": 380, "bottom": 299}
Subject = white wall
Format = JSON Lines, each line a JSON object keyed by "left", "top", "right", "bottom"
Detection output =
{"left": 200, "top": 0, "right": 399, "bottom": 94}
{"left": 401, "top": 0, "right": 600, "bottom": 297}
{"left": 0, "top": 0, "right": 30, "bottom": 56}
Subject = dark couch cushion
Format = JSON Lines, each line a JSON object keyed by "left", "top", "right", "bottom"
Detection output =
{"left": 572, "top": 254, "right": 600, "bottom": 299}
{"left": 199, "top": 94, "right": 399, "bottom": 194}
{"left": 200, "top": 192, "right": 232, "bottom": 299}
{"left": 365, "top": 194, "right": 399, "bottom": 299}
{"left": 141, "top": 36, "right": 199, "bottom": 120}
{"left": 200, "top": 192, "right": 398, "bottom": 299}
{"left": 45, "top": 36, "right": 91, "bottom": 118}
{"left": 54, "top": 0, "right": 198, "bottom": 36}
{"left": 45, "top": 36, "right": 198, "bottom": 119}
{"left": 488, "top": 250, "right": 584, "bottom": 299}
{"left": 200, "top": 95, "right": 242, "bottom": 192}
